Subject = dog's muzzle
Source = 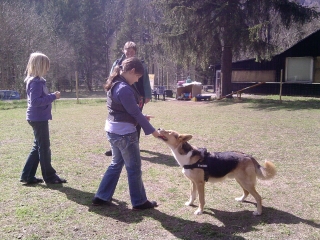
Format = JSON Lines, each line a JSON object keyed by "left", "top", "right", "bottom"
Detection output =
{"left": 157, "top": 128, "right": 167, "bottom": 141}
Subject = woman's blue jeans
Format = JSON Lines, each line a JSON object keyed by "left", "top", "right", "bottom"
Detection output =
{"left": 21, "top": 121, "right": 56, "bottom": 182}
{"left": 95, "top": 131, "right": 147, "bottom": 207}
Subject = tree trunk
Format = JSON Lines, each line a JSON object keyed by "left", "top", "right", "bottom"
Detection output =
{"left": 221, "top": 45, "right": 233, "bottom": 97}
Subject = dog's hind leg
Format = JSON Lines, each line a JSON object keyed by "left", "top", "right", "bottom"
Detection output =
{"left": 235, "top": 179, "right": 249, "bottom": 202}
{"left": 247, "top": 186, "right": 262, "bottom": 216}
{"left": 241, "top": 183, "right": 262, "bottom": 216}
{"left": 236, "top": 177, "right": 262, "bottom": 215}
{"left": 185, "top": 180, "right": 197, "bottom": 206}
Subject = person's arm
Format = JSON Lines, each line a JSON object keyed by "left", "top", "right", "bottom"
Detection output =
{"left": 110, "top": 55, "right": 125, "bottom": 76}
{"left": 142, "top": 63, "right": 152, "bottom": 102}
{"left": 117, "top": 85, "right": 155, "bottom": 135}
{"left": 28, "top": 81, "right": 56, "bottom": 107}
{"left": 109, "top": 61, "right": 117, "bottom": 76}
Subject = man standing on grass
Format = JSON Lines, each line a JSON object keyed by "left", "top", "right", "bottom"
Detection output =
{"left": 105, "top": 41, "right": 152, "bottom": 156}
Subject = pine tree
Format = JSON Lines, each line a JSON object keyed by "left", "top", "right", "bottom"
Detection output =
{"left": 55, "top": 0, "right": 123, "bottom": 90}
{"left": 112, "top": 0, "right": 156, "bottom": 64}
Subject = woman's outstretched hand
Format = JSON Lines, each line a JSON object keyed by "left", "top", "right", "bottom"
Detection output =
{"left": 152, "top": 129, "right": 162, "bottom": 138}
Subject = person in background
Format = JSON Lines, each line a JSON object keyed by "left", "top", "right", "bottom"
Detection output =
{"left": 92, "top": 57, "right": 161, "bottom": 210}
{"left": 105, "top": 41, "right": 151, "bottom": 156}
{"left": 20, "top": 52, "right": 67, "bottom": 185}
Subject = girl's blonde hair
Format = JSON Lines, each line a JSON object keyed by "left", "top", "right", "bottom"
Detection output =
{"left": 24, "top": 52, "right": 50, "bottom": 82}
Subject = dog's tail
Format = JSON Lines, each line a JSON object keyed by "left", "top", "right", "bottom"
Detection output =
{"left": 253, "top": 158, "right": 277, "bottom": 180}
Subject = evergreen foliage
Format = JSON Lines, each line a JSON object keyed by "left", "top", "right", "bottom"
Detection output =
{"left": 0, "top": 0, "right": 319, "bottom": 94}
{"left": 155, "top": 0, "right": 320, "bottom": 96}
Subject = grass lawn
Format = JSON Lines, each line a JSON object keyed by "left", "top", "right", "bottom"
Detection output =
{"left": 0, "top": 94, "right": 319, "bottom": 240}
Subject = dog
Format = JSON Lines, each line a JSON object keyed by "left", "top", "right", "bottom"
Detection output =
{"left": 158, "top": 129, "right": 276, "bottom": 216}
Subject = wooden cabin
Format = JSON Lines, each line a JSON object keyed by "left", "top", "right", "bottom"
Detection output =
{"left": 214, "top": 29, "right": 320, "bottom": 96}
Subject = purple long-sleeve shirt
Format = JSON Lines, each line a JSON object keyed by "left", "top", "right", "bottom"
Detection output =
{"left": 105, "top": 81, "right": 155, "bottom": 135}
{"left": 25, "top": 77, "right": 56, "bottom": 121}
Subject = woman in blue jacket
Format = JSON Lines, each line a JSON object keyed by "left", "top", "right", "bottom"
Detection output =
{"left": 92, "top": 57, "right": 161, "bottom": 210}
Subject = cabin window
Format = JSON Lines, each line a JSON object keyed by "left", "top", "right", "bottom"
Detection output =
{"left": 285, "top": 57, "right": 313, "bottom": 83}
{"left": 231, "top": 70, "right": 276, "bottom": 82}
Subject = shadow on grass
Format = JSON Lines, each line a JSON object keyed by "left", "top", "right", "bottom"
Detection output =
{"left": 39, "top": 185, "right": 319, "bottom": 240}
{"left": 140, "top": 149, "right": 178, "bottom": 167}
{"left": 212, "top": 98, "right": 320, "bottom": 111}
{"left": 208, "top": 206, "right": 320, "bottom": 234}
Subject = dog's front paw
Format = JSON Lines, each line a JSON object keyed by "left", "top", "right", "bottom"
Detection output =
{"left": 185, "top": 201, "right": 193, "bottom": 206}
{"left": 235, "top": 197, "right": 245, "bottom": 202}
{"left": 253, "top": 210, "right": 262, "bottom": 216}
{"left": 194, "top": 208, "right": 203, "bottom": 215}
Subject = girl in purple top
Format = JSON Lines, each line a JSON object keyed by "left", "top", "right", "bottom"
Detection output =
{"left": 92, "top": 57, "right": 162, "bottom": 210}
{"left": 20, "top": 52, "right": 66, "bottom": 184}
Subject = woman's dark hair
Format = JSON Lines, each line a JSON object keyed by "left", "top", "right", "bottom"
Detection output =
{"left": 104, "top": 57, "right": 144, "bottom": 91}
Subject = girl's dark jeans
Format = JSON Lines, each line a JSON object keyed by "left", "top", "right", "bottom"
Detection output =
{"left": 21, "top": 120, "right": 56, "bottom": 182}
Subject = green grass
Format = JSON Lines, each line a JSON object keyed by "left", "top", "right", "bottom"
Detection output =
{"left": 0, "top": 94, "right": 320, "bottom": 239}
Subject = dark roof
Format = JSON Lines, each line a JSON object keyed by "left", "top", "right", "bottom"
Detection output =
{"left": 227, "top": 28, "right": 320, "bottom": 65}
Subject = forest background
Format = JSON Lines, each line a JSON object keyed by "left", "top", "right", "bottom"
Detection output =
{"left": 1, "top": 0, "right": 320, "bottom": 97}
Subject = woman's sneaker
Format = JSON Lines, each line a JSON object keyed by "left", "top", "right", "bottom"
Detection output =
{"left": 92, "top": 197, "right": 110, "bottom": 206}
{"left": 133, "top": 200, "right": 158, "bottom": 210}
{"left": 105, "top": 150, "right": 112, "bottom": 156}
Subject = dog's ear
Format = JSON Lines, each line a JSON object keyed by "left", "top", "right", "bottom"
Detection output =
{"left": 178, "top": 134, "right": 193, "bottom": 142}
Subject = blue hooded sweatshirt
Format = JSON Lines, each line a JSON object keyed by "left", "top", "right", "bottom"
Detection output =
{"left": 25, "top": 77, "right": 57, "bottom": 121}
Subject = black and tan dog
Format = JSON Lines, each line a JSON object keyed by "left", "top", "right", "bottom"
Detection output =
{"left": 158, "top": 129, "right": 276, "bottom": 215}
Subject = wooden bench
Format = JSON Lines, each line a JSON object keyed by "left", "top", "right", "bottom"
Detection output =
{"left": 218, "top": 82, "right": 266, "bottom": 100}
{"left": 195, "top": 95, "right": 211, "bottom": 101}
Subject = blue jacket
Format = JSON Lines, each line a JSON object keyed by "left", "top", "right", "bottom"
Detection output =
{"left": 106, "top": 75, "right": 155, "bottom": 135}
{"left": 107, "top": 76, "right": 140, "bottom": 125}
{"left": 25, "top": 77, "right": 56, "bottom": 121}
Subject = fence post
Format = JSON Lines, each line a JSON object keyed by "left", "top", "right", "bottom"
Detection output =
{"left": 279, "top": 69, "right": 283, "bottom": 103}
{"left": 75, "top": 71, "right": 79, "bottom": 104}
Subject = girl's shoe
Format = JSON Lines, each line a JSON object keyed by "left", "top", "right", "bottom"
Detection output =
{"left": 45, "top": 175, "right": 67, "bottom": 184}
{"left": 20, "top": 177, "right": 44, "bottom": 184}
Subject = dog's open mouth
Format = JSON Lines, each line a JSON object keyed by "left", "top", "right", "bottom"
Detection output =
{"left": 158, "top": 135, "right": 168, "bottom": 141}
{"left": 157, "top": 129, "right": 168, "bottom": 141}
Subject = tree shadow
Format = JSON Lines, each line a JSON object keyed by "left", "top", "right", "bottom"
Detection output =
{"left": 40, "top": 185, "right": 319, "bottom": 240}
{"left": 140, "top": 149, "right": 178, "bottom": 167}
{"left": 211, "top": 97, "right": 320, "bottom": 111}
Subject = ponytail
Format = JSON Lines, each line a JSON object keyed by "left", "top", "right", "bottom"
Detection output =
{"left": 105, "top": 65, "right": 121, "bottom": 91}
{"left": 104, "top": 57, "right": 143, "bottom": 91}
